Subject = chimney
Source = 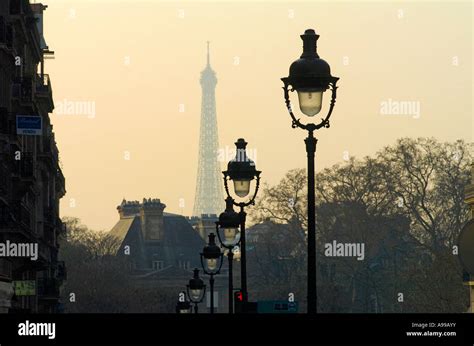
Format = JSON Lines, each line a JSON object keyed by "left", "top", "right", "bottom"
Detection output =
{"left": 140, "top": 198, "right": 166, "bottom": 240}
{"left": 117, "top": 199, "right": 140, "bottom": 219}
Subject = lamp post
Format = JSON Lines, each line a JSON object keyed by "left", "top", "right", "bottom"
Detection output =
{"left": 201, "top": 233, "right": 224, "bottom": 314}
{"left": 186, "top": 268, "right": 206, "bottom": 314}
{"left": 223, "top": 138, "right": 261, "bottom": 311}
{"left": 281, "top": 29, "right": 339, "bottom": 315}
{"left": 216, "top": 197, "right": 241, "bottom": 314}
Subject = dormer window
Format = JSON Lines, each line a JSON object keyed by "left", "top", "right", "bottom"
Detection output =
{"left": 178, "top": 260, "right": 190, "bottom": 270}
{"left": 152, "top": 260, "right": 164, "bottom": 270}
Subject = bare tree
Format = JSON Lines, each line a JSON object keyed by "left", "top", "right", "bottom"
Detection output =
{"left": 249, "top": 137, "right": 473, "bottom": 313}
{"left": 59, "top": 217, "right": 175, "bottom": 313}
{"left": 378, "top": 138, "right": 472, "bottom": 255}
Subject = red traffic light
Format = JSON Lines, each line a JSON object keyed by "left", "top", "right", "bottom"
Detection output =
{"left": 234, "top": 291, "right": 243, "bottom": 302}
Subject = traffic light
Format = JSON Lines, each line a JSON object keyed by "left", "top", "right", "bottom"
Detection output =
{"left": 233, "top": 291, "right": 258, "bottom": 313}
{"left": 235, "top": 291, "right": 243, "bottom": 302}
{"left": 234, "top": 290, "right": 243, "bottom": 313}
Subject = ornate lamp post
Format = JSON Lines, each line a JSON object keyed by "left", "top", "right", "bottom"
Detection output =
{"left": 186, "top": 268, "right": 206, "bottom": 314}
{"left": 216, "top": 197, "right": 241, "bottom": 313}
{"left": 281, "top": 29, "right": 339, "bottom": 315}
{"left": 223, "top": 138, "right": 261, "bottom": 310}
{"left": 201, "top": 233, "right": 224, "bottom": 313}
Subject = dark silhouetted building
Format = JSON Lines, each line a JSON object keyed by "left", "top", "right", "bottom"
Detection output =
{"left": 110, "top": 198, "right": 230, "bottom": 312}
{"left": 110, "top": 198, "right": 204, "bottom": 272}
{"left": 0, "top": 0, "right": 66, "bottom": 313}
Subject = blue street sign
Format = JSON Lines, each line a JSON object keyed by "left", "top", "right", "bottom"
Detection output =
{"left": 257, "top": 300, "right": 299, "bottom": 313}
{"left": 16, "top": 115, "right": 42, "bottom": 135}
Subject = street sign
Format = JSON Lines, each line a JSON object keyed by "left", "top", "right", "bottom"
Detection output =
{"left": 13, "top": 280, "right": 36, "bottom": 296}
{"left": 16, "top": 115, "right": 42, "bottom": 135}
{"left": 257, "top": 300, "right": 298, "bottom": 313}
{"left": 458, "top": 219, "right": 474, "bottom": 275}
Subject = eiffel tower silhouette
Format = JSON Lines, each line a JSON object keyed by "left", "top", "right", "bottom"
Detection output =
{"left": 193, "top": 42, "right": 224, "bottom": 216}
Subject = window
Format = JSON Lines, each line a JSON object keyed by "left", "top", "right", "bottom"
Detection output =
{"left": 179, "top": 261, "right": 190, "bottom": 270}
{"left": 152, "top": 261, "right": 164, "bottom": 270}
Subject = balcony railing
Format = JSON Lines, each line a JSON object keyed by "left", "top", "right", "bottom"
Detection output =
{"left": 35, "top": 73, "right": 54, "bottom": 112}
{"left": 36, "top": 74, "right": 52, "bottom": 94}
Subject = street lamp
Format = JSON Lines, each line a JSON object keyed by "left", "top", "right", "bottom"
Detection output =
{"left": 186, "top": 268, "right": 206, "bottom": 314}
{"left": 201, "top": 233, "right": 224, "bottom": 314}
{"left": 281, "top": 29, "right": 339, "bottom": 315}
{"left": 223, "top": 138, "right": 261, "bottom": 310}
{"left": 216, "top": 197, "right": 241, "bottom": 313}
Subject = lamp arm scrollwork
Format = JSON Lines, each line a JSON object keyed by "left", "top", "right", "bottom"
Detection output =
{"left": 223, "top": 173, "right": 231, "bottom": 198}
{"left": 314, "top": 81, "right": 338, "bottom": 130}
{"left": 247, "top": 173, "right": 261, "bottom": 207}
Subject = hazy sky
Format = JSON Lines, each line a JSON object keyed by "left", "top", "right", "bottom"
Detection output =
{"left": 40, "top": 0, "right": 472, "bottom": 231}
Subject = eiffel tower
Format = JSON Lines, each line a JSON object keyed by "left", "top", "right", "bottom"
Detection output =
{"left": 193, "top": 42, "right": 224, "bottom": 216}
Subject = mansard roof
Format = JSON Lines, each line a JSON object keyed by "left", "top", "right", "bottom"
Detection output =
{"left": 108, "top": 213, "right": 204, "bottom": 265}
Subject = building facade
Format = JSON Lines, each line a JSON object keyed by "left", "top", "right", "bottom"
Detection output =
{"left": 0, "top": 0, "right": 66, "bottom": 313}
